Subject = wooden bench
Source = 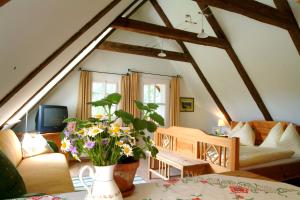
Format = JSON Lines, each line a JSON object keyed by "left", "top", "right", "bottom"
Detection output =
{"left": 148, "top": 150, "right": 210, "bottom": 180}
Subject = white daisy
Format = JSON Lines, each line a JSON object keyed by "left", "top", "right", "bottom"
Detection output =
{"left": 122, "top": 144, "right": 133, "bottom": 157}
{"left": 88, "top": 127, "right": 103, "bottom": 137}
{"left": 61, "top": 138, "right": 71, "bottom": 152}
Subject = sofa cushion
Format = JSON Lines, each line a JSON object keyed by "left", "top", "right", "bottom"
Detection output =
{"left": 0, "top": 129, "right": 22, "bottom": 166}
{"left": 0, "top": 150, "right": 26, "bottom": 199}
{"left": 17, "top": 153, "right": 74, "bottom": 194}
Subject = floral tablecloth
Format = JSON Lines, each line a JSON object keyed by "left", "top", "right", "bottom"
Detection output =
{"left": 126, "top": 174, "right": 300, "bottom": 200}
{"left": 57, "top": 174, "right": 300, "bottom": 200}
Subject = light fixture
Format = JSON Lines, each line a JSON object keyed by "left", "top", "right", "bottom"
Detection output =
{"left": 198, "top": 9, "right": 209, "bottom": 38}
{"left": 158, "top": 50, "right": 167, "bottom": 58}
{"left": 157, "top": 38, "right": 167, "bottom": 57}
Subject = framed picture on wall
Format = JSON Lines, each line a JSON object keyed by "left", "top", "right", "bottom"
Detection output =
{"left": 180, "top": 97, "right": 194, "bottom": 112}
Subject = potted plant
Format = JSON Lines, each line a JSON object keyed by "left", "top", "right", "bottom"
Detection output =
{"left": 60, "top": 93, "right": 164, "bottom": 199}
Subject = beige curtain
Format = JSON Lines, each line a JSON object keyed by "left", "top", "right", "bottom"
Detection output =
{"left": 169, "top": 76, "right": 180, "bottom": 126}
{"left": 76, "top": 71, "right": 92, "bottom": 120}
{"left": 121, "top": 72, "right": 140, "bottom": 117}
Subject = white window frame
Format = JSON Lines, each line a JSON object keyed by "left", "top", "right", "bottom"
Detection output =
{"left": 140, "top": 74, "right": 170, "bottom": 127}
{"left": 91, "top": 73, "right": 121, "bottom": 116}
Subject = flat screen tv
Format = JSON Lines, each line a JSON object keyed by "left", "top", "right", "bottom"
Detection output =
{"left": 35, "top": 105, "right": 68, "bottom": 133}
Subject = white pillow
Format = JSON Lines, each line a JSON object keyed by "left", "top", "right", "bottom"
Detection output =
{"left": 227, "top": 122, "right": 244, "bottom": 137}
{"left": 260, "top": 122, "right": 284, "bottom": 148}
{"left": 21, "top": 133, "right": 53, "bottom": 158}
{"left": 231, "top": 123, "right": 256, "bottom": 146}
{"left": 278, "top": 123, "right": 300, "bottom": 154}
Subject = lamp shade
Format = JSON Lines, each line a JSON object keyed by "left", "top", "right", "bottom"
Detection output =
{"left": 218, "top": 119, "right": 225, "bottom": 127}
{"left": 197, "top": 29, "right": 208, "bottom": 38}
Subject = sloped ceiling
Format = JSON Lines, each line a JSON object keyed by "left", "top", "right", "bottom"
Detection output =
{"left": 0, "top": 0, "right": 134, "bottom": 126}
{"left": 0, "top": 0, "right": 112, "bottom": 99}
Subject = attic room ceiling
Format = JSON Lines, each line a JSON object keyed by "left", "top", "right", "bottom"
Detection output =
{"left": 0, "top": 0, "right": 300, "bottom": 127}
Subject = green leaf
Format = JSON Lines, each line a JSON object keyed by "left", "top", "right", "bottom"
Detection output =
{"left": 106, "top": 93, "right": 122, "bottom": 104}
{"left": 149, "top": 112, "right": 165, "bottom": 126}
{"left": 147, "top": 103, "right": 159, "bottom": 110}
{"left": 89, "top": 99, "right": 111, "bottom": 107}
{"left": 63, "top": 118, "right": 79, "bottom": 123}
{"left": 133, "top": 118, "right": 147, "bottom": 131}
{"left": 134, "top": 100, "right": 147, "bottom": 110}
{"left": 146, "top": 121, "right": 157, "bottom": 132}
{"left": 114, "top": 110, "right": 134, "bottom": 124}
{"left": 150, "top": 146, "right": 159, "bottom": 157}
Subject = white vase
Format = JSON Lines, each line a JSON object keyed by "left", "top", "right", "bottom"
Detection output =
{"left": 79, "top": 165, "right": 123, "bottom": 200}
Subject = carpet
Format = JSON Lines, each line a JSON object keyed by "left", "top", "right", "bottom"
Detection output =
{"left": 72, "top": 176, "right": 146, "bottom": 191}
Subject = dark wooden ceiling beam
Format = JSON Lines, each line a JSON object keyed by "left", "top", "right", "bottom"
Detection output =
{"left": 98, "top": 41, "right": 191, "bottom": 62}
{"left": 0, "top": 0, "right": 9, "bottom": 7}
{"left": 111, "top": 18, "right": 229, "bottom": 49}
{"left": 150, "top": 0, "right": 232, "bottom": 122}
{"left": 273, "top": 0, "right": 300, "bottom": 55}
{"left": 0, "top": 0, "right": 121, "bottom": 108}
{"left": 196, "top": 0, "right": 293, "bottom": 30}
{"left": 197, "top": 2, "right": 273, "bottom": 121}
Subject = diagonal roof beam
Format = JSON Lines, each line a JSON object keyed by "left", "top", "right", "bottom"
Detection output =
{"left": 0, "top": 0, "right": 122, "bottom": 108}
{"left": 197, "top": 2, "right": 273, "bottom": 120}
{"left": 150, "top": 0, "right": 232, "bottom": 122}
{"left": 98, "top": 41, "right": 191, "bottom": 62}
{"left": 0, "top": 0, "right": 139, "bottom": 128}
{"left": 196, "top": 0, "right": 293, "bottom": 30}
{"left": 0, "top": 0, "right": 9, "bottom": 7}
{"left": 273, "top": 0, "right": 300, "bottom": 55}
{"left": 111, "top": 18, "right": 229, "bottom": 49}
{"left": 196, "top": 0, "right": 300, "bottom": 56}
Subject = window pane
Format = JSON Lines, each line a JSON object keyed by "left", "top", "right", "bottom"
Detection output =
{"left": 156, "top": 105, "right": 166, "bottom": 122}
{"left": 155, "top": 84, "right": 166, "bottom": 103}
{"left": 106, "top": 83, "right": 117, "bottom": 94}
{"left": 93, "top": 82, "right": 105, "bottom": 98}
{"left": 92, "top": 82, "right": 118, "bottom": 117}
{"left": 144, "top": 84, "right": 155, "bottom": 103}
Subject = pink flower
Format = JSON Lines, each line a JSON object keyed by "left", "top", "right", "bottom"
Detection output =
{"left": 229, "top": 185, "right": 249, "bottom": 194}
{"left": 67, "top": 122, "right": 76, "bottom": 132}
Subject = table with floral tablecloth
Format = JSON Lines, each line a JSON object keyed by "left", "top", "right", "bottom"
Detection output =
{"left": 57, "top": 174, "right": 300, "bottom": 200}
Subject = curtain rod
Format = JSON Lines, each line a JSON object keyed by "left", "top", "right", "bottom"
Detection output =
{"left": 79, "top": 68, "right": 181, "bottom": 78}
{"left": 79, "top": 68, "right": 127, "bottom": 76}
{"left": 128, "top": 69, "right": 181, "bottom": 78}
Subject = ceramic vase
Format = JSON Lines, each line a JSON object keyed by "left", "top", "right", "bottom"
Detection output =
{"left": 79, "top": 165, "right": 123, "bottom": 200}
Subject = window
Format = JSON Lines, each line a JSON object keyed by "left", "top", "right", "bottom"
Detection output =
{"left": 91, "top": 74, "right": 120, "bottom": 117}
{"left": 141, "top": 76, "right": 169, "bottom": 126}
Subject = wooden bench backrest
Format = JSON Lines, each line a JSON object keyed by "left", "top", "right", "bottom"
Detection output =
{"left": 155, "top": 126, "right": 239, "bottom": 172}
{"left": 230, "top": 120, "right": 300, "bottom": 145}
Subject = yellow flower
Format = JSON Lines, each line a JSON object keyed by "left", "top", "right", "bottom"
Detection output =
{"left": 77, "top": 129, "right": 86, "bottom": 136}
{"left": 116, "top": 140, "right": 124, "bottom": 147}
{"left": 95, "top": 114, "right": 103, "bottom": 119}
{"left": 61, "top": 138, "right": 71, "bottom": 152}
{"left": 109, "top": 126, "right": 121, "bottom": 137}
{"left": 122, "top": 144, "right": 133, "bottom": 157}
{"left": 72, "top": 154, "right": 81, "bottom": 162}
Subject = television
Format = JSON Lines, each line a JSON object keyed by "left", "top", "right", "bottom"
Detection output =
{"left": 35, "top": 105, "right": 68, "bottom": 133}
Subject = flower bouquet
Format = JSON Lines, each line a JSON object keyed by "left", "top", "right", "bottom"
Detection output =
{"left": 60, "top": 93, "right": 164, "bottom": 199}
